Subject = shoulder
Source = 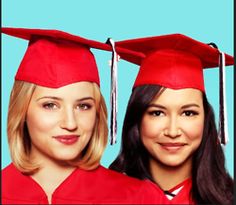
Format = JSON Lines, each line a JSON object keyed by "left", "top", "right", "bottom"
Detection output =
{"left": 2, "top": 163, "right": 31, "bottom": 190}
{"left": 91, "top": 165, "right": 161, "bottom": 190}
{"left": 2, "top": 163, "right": 47, "bottom": 202}
{"left": 2, "top": 163, "right": 20, "bottom": 183}
{"left": 93, "top": 166, "right": 166, "bottom": 203}
{"left": 2, "top": 163, "right": 33, "bottom": 185}
{"left": 93, "top": 165, "right": 144, "bottom": 185}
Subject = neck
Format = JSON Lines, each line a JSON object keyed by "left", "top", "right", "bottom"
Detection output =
{"left": 150, "top": 157, "right": 192, "bottom": 191}
{"left": 30, "top": 150, "right": 77, "bottom": 204}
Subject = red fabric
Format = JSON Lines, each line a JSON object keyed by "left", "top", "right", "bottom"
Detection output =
{"left": 1, "top": 27, "right": 145, "bottom": 57}
{"left": 2, "top": 27, "right": 101, "bottom": 88}
{"left": 16, "top": 38, "right": 100, "bottom": 88}
{"left": 164, "top": 178, "right": 195, "bottom": 204}
{"left": 168, "top": 178, "right": 190, "bottom": 193}
{"left": 135, "top": 49, "right": 205, "bottom": 91}
{"left": 116, "top": 34, "right": 234, "bottom": 91}
{"left": 1, "top": 27, "right": 111, "bottom": 52}
{"left": 2, "top": 163, "right": 166, "bottom": 204}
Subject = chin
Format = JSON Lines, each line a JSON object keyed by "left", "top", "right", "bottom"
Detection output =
{"left": 52, "top": 151, "right": 81, "bottom": 161}
{"left": 160, "top": 155, "right": 191, "bottom": 168}
{"left": 164, "top": 161, "right": 184, "bottom": 167}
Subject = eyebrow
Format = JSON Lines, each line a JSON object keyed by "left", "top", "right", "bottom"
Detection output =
{"left": 148, "top": 103, "right": 200, "bottom": 109}
{"left": 181, "top": 103, "right": 200, "bottom": 109}
{"left": 36, "top": 96, "right": 95, "bottom": 102}
{"left": 148, "top": 104, "right": 166, "bottom": 109}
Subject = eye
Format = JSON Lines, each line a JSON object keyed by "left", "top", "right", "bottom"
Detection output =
{"left": 42, "top": 102, "right": 58, "bottom": 110}
{"left": 148, "top": 110, "right": 165, "bottom": 117}
{"left": 182, "top": 110, "right": 198, "bottom": 116}
{"left": 77, "top": 103, "right": 92, "bottom": 110}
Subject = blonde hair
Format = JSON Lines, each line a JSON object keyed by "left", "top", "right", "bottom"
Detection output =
{"left": 7, "top": 81, "right": 108, "bottom": 174}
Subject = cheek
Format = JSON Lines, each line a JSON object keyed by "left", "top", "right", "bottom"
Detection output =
{"left": 77, "top": 110, "right": 97, "bottom": 132}
{"left": 182, "top": 119, "right": 204, "bottom": 144}
{"left": 141, "top": 116, "right": 164, "bottom": 139}
{"left": 26, "top": 110, "right": 58, "bottom": 137}
{"left": 140, "top": 117, "right": 164, "bottom": 150}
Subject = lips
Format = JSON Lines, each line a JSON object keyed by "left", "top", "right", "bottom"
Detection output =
{"left": 53, "top": 135, "right": 79, "bottom": 145}
{"left": 159, "top": 142, "right": 187, "bottom": 152}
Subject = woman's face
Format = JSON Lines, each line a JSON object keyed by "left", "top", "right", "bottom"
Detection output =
{"left": 140, "top": 88, "right": 204, "bottom": 167}
{"left": 26, "top": 82, "right": 97, "bottom": 163}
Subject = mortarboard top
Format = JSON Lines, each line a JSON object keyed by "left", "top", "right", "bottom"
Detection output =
{"left": 115, "top": 34, "right": 234, "bottom": 91}
{"left": 1, "top": 27, "right": 142, "bottom": 88}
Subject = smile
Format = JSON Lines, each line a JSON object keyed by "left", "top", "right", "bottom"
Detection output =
{"left": 158, "top": 142, "right": 186, "bottom": 152}
{"left": 53, "top": 135, "right": 80, "bottom": 145}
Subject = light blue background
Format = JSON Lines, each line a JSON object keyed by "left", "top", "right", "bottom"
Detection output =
{"left": 2, "top": 0, "right": 233, "bottom": 177}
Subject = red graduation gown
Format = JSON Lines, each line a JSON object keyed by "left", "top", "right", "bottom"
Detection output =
{"left": 158, "top": 178, "right": 195, "bottom": 204}
{"left": 2, "top": 163, "right": 165, "bottom": 204}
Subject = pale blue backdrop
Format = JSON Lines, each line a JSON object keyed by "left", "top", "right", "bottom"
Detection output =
{"left": 1, "top": 0, "right": 233, "bottom": 177}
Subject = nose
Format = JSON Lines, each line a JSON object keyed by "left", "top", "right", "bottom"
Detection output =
{"left": 164, "top": 116, "right": 182, "bottom": 138}
{"left": 60, "top": 108, "right": 78, "bottom": 131}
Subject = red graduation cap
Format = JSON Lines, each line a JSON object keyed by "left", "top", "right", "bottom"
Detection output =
{"left": 1, "top": 27, "right": 141, "bottom": 88}
{"left": 115, "top": 34, "right": 233, "bottom": 91}
{"left": 115, "top": 34, "right": 234, "bottom": 145}
{"left": 1, "top": 27, "right": 109, "bottom": 87}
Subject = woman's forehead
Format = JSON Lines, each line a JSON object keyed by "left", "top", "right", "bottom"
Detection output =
{"left": 152, "top": 88, "right": 203, "bottom": 104}
{"left": 32, "top": 82, "right": 95, "bottom": 99}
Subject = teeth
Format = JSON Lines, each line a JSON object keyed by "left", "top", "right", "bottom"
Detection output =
{"left": 60, "top": 137, "right": 76, "bottom": 141}
{"left": 61, "top": 138, "right": 70, "bottom": 142}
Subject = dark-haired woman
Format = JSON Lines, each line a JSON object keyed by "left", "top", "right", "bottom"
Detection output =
{"left": 110, "top": 34, "right": 234, "bottom": 204}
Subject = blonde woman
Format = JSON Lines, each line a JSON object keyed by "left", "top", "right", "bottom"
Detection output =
{"left": 2, "top": 28, "right": 165, "bottom": 204}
